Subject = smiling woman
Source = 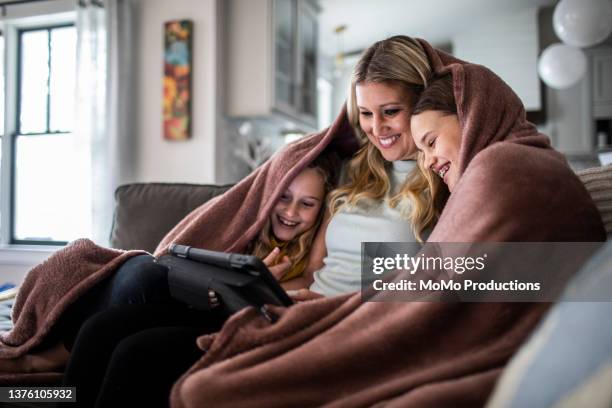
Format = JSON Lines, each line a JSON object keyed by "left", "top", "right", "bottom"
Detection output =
{"left": 327, "top": 36, "right": 444, "bottom": 245}
{"left": 306, "top": 36, "right": 447, "bottom": 297}
{"left": 355, "top": 81, "right": 415, "bottom": 161}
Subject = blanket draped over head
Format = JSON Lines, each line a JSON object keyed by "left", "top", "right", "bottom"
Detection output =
{"left": 0, "top": 38, "right": 606, "bottom": 406}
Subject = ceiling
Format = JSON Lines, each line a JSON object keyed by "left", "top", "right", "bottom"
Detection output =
{"left": 318, "top": 0, "right": 556, "bottom": 57}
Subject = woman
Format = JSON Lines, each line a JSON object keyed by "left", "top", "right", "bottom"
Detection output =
{"left": 165, "top": 39, "right": 605, "bottom": 408}
{"left": 291, "top": 35, "right": 447, "bottom": 299}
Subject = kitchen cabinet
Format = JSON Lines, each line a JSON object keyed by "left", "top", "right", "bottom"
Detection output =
{"left": 543, "top": 73, "right": 594, "bottom": 155}
{"left": 225, "top": 0, "right": 319, "bottom": 127}
{"left": 591, "top": 47, "right": 612, "bottom": 119}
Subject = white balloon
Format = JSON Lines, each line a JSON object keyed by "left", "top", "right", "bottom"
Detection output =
{"left": 538, "top": 43, "right": 587, "bottom": 89}
{"left": 553, "top": 0, "right": 612, "bottom": 47}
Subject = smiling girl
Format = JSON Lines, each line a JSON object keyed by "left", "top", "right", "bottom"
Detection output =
{"left": 409, "top": 74, "right": 462, "bottom": 191}
{"left": 249, "top": 153, "right": 337, "bottom": 283}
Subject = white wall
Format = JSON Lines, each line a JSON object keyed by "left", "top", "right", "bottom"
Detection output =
{"left": 133, "top": 0, "right": 220, "bottom": 184}
{"left": 330, "top": 55, "right": 358, "bottom": 120}
{"left": 453, "top": 8, "right": 541, "bottom": 111}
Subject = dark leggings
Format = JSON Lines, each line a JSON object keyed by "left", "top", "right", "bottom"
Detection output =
{"left": 62, "top": 303, "right": 224, "bottom": 408}
{"left": 51, "top": 254, "right": 174, "bottom": 350}
{"left": 54, "top": 254, "right": 225, "bottom": 407}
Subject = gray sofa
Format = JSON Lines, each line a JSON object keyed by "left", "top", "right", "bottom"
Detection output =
{"left": 110, "top": 182, "right": 232, "bottom": 252}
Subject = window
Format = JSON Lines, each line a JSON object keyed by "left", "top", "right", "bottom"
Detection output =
{"left": 1, "top": 19, "right": 90, "bottom": 245}
{"left": 0, "top": 31, "right": 4, "bottom": 190}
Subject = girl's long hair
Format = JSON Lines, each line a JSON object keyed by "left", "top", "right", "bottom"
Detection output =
{"left": 329, "top": 35, "right": 447, "bottom": 241}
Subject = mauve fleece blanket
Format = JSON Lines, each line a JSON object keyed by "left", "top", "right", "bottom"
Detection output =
{"left": 167, "top": 40, "right": 605, "bottom": 408}
{"left": 0, "top": 104, "right": 356, "bottom": 384}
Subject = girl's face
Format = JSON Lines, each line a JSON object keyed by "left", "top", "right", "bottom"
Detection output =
{"left": 271, "top": 168, "right": 325, "bottom": 242}
{"left": 355, "top": 81, "right": 416, "bottom": 161}
{"left": 411, "top": 111, "right": 462, "bottom": 192}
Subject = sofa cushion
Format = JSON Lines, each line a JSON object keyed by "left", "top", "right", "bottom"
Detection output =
{"left": 577, "top": 164, "right": 612, "bottom": 236}
{"left": 110, "top": 183, "right": 233, "bottom": 252}
{"left": 486, "top": 241, "right": 612, "bottom": 408}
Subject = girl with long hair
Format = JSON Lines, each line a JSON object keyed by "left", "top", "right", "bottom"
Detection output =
{"left": 249, "top": 152, "right": 338, "bottom": 283}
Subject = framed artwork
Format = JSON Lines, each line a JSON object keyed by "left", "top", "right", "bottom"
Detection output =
{"left": 163, "top": 20, "right": 193, "bottom": 140}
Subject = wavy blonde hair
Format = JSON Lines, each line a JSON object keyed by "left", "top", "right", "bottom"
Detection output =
{"left": 329, "top": 35, "right": 446, "bottom": 241}
{"left": 249, "top": 153, "right": 339, "bottom": 277}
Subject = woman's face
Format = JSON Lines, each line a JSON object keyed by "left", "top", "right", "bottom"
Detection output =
{"left": 271, "top": 168, "right": 325, "bottom": 242}
{"left": 411, "top": 111, "right": 462, "bottom": 192}
{"left": 355, "top": 81, "right": 416, "bottom": 161}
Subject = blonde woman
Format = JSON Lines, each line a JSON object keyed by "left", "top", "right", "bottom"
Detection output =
{"left": 288, "top": 36, "right": 448, "bottom": 300}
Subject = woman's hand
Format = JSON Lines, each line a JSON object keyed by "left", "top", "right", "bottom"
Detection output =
{"left": 263, "top": 247, "right": 292, "bottom": 281}
{"left": 286, "top": 289, "right": 324, "bottom": 302}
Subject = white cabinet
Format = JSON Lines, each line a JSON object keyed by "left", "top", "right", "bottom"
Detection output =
{"left": 591, "top": 48, "right": 612, "bottom": 118}
{"left": 543, "top": 72, "right": 594, "bottom": 155}
{"left": 545, "top": 47, "right": 612, "bottom": 155}
{"left": 225, "top": 0, "right": 318, "bottom": 127}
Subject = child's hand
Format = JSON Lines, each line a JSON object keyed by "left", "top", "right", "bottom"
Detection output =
{"left": 263, "top": 248, "right": 292, "bottom": 280}
{"left": 262, "top": 247, "right": 282, "bottom": 267}
{"left": 286, "top": 289, "right": 324, "bottom": 302}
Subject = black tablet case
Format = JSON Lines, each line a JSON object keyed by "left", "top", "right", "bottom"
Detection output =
{"left": 157, "top": 253, "right": 292, "bottom": 318}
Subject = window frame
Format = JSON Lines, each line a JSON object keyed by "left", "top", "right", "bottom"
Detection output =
{"left": 0, "top": 10, "right": 76, "bottom": 247}
{"left": 15, "top": 23, "right": 74, "bottom": 136}
{"left": 11, "top": 22, "right": 75, "bottom": 246}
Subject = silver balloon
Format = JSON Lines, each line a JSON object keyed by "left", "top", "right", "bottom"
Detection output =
{"left": 553, "top": 0, "right": 612, "bottom": 47}
{"left": 538, "top": 43, "right": 587, "bottom": 89}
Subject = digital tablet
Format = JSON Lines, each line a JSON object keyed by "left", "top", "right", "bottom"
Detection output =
{"left": 159, "top": 244, "right": 293, "bottom": 318}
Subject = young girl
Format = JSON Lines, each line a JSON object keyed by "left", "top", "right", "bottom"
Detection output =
{"left": 409, "top": 74, "right": 461, "bottom": 191}
{"left": 251, "top": 153, "right": 338, "bottom": 283}
{"left": 61, "top": 152, "right": 339, "bottom": 408}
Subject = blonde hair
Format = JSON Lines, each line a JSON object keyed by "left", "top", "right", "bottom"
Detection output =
{"left": 329, "top": 35, "right": 445, "bottom": 241}
{"left": 249, "top": 153, "right": 339, "bottom": 279}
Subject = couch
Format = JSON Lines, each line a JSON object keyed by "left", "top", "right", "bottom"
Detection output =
{"left": 107, "top": 165, "right": 612, "bottom": 407}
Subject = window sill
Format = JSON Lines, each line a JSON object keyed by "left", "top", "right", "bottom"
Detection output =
{"left": 0, "top": 244, "right": 61, "bottom": 265}
{"left": 0, "top": 245, "right": 62, "bottom": 285}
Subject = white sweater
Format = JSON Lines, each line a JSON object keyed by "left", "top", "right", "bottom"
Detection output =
{"left": 310, "top": 160, "right": 420, "bottom": 296}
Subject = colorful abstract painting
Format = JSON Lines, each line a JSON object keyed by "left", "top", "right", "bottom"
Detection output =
{"left": 163, "top": 20, "right": 193, "bottom": 140}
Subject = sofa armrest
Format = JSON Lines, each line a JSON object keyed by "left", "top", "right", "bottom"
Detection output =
{"left": 577, "top": 164, "right": 612, "bottom": 237}
{"left": 110, "top": 183, "right": 233, "bottom": 252}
